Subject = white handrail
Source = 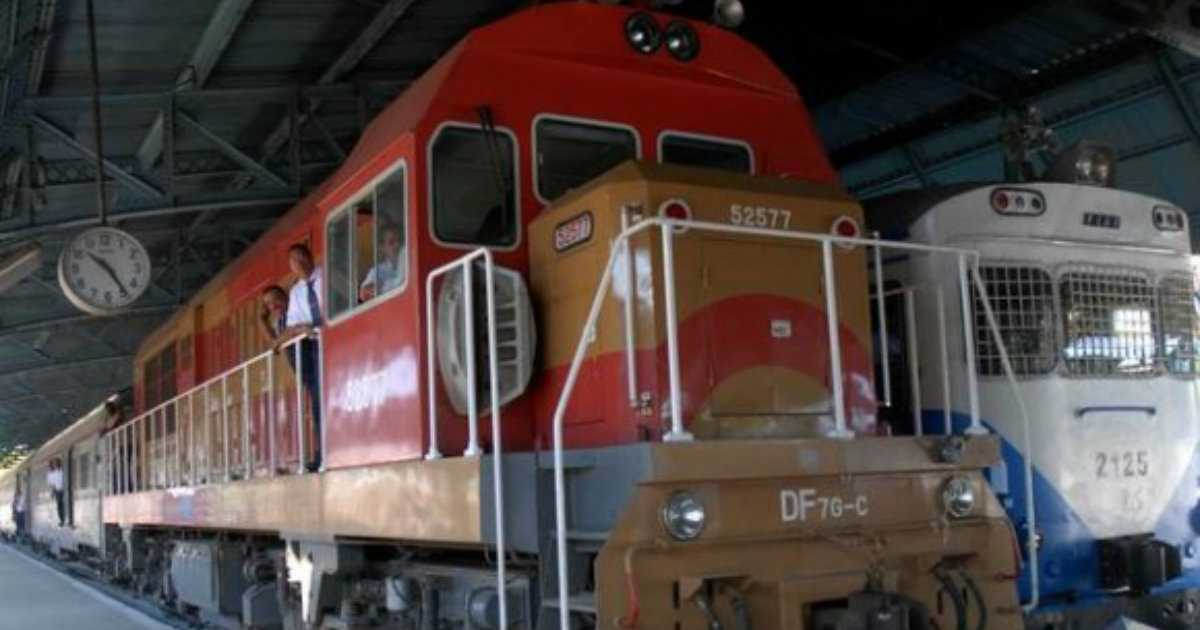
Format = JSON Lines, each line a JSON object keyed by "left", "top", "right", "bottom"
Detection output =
{"left": 968, "top": 265, "right": 1039, "bottom": 613}
{"left": 422, "top": 248, "right": 507, "bottom": 630}
{"left": 872, "top": 234, "right": 892, "bottom": 408}
{"left": 108, "top": 331, "right": 320, "bottom": 494}
{"left": 548, "top": 216, "right": 1008, "bottom": 626}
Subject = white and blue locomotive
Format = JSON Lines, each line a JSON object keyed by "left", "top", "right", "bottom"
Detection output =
{"left": 867, "top": 142, "right": 1200, "bottom": 629}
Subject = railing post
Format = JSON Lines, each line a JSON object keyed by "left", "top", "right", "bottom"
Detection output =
{"left": 935, "top": 287, "right": 952, "bottom": 435}
{"left": 267, "top": 351, "right": 277, "bottom": 474}
{"left": 463, "top": 263, "right": 482, "bottom": 457}
{"left": 294, "top": 340, "right": 306, "bottom": 474}
{"left": 872, "top": 235, "right": 892, "bottom": 407}
{"left": 424, "top": 271, "right": 442, "bottom": 460}
{"left": 188, "top": 393, "right": 196, "bottom": 486}
{"left": 660, "top": 225, "right": 692, "bottom": 442}
{"left": 482, "top": 251, "right": 508, "bottom": 630}
{"left": 204, "top": 386, "right": 212, "bottom": 484}
{"left": 822, "top": 240, "right": 853, "bottom": 439}
{"left": 242, "top": 364, "right": 251, "bottom": 478}
{"left": 620, "top": 209, "right": 639, "bottom": 406}
{"left": 904, "top": 290, "right": 922, "bottom": 435}
{"left": 222, "top": 378, "right": 231, "bottom": 482}
{"left": 956, "top": 254, "right": 984, "bottom": 435}
{"left": 174, "top": 402, "right": 181, "bottom": 488}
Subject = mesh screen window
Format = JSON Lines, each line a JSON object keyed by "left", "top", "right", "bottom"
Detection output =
{"left": 1060, "top": 267, "right": 1158, "bottom": 377}
{"left": 973, "top": 265, "right": 1058, "bottom": 376}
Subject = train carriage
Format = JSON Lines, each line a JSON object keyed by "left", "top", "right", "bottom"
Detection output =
{"left": 866, "top": 144, "right": 1200, "bottom": 629}
{"left": 10, "top": 4, "right": 1032, "bottom": 629}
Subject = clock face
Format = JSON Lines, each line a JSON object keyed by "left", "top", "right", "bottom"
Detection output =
{"left": 57, "top": 226, "right": 152, "bottom": 315}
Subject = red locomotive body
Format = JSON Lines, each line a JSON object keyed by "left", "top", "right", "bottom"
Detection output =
{"left": 131, "top": 2, "right": 844, "bottom": 468}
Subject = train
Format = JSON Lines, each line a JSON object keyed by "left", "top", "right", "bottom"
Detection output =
{"left": 0, "top": 3, "right": 1035, "bottom": 629}
{"left": 866, "top": 140, "right": 1200, "bottom": 629}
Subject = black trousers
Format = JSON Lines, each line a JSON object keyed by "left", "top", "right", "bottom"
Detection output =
{"left": 287, "top": 339, "right": 323, "bottom": 468}
{"left": 52, "top": 489, "right": 65, "bottom": 525}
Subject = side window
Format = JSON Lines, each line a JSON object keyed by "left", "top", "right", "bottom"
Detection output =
{"left": 326, "top": 213, "right": 353, "bottom": 318}
{"left": 325, "top": 163, "right": 408, "bottom": 319}
{"left": 973, "top": 265, "right": 1057, "bottom": 376}
{"left": 432, "top": 126, "right": 516, "bottom": 247}
{"left": 535, "top": 118, "right": 637, "bottom": 201}
{"left": 659, "top": 133, "right": 752, "bottom": 173}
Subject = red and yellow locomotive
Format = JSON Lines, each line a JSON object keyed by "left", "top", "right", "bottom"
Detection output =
{"left": 6, "top": 4, "right": 1023, "bottom": 629}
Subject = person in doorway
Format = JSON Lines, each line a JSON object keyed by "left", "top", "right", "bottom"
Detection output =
{"left": 47, "top": 459, "right": 65, "bottom": 526}
{"left": 276, "top": 244, "right": 324, "bottom": 472}
{"left": 11, "top": 487, "right": 25, "bottom": 538}
{"left": 359, "top": 225, "right": 404, "bottom": 302}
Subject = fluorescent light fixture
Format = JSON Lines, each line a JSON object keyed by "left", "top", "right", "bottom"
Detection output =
{"left": 0, "top": 242, "right": 42, "bottom": 294}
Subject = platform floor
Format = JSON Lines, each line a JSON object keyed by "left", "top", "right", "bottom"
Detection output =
{"left": 0, "top": 544, "right": 170, "bottom": 630}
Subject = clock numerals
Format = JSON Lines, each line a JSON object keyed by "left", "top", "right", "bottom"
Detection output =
{"left": 74, "top": 276, "right": 86, "bottom": 290}
{"left": 70, "top": 263, "right": 80, "bottom": 275}
{"left": 99, "top": 233, "right": 111, "bottom": 248}
{"left": 129, "top": 249, "right": 139, "bottom": 261}
{"left": 72, "top": 249, "right": 84, "bottom": 260}
{"left": 133, "top": 262, "right": 143, "bottom": 274}
{"left": 129, "top": 278, "right": 139, "bottom": 289}
{"left": 103, "top": 291, "right": 113, "bottom": 305}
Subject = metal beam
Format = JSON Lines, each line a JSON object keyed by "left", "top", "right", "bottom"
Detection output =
{"left": 0, "top": 305, "right": 175, "bottom": 338}
{"left": 136, "top": 0, "right": 255, "bottom": 170}
{"left": 31, "top": 114, "right": 165, "bottom": 199}
{"left": 850, "top": 56, "right": 1200, "bottom": 196}
{"left": 177, "top": 110, "right": 289, "bottom": 188}
{"left": 225, "top": 0, "right": 419, "bottom": 191}
{"left": 836, "top": 34, "right": 1003, "bottom": 103}
{"left": 0, "top": 194, "right": 295, "bottom": 241}
{"left": 0, "top": 354, "right": 131, "bottom": 382}
{"left": 1153, "top": 52, "right": 1200, "bottom": 147}
{"left": 20, "top": 82, "right": 403, "bottom": 110}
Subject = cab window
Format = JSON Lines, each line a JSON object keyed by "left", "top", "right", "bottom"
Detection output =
{"left": 660, "top": 133, "right": 752, "bottom": 173}
{"left": 325, "top": 163, "right": 408, "bottom": 319}
{"left": 536, "top": 118, "right": 637, "bottom": 201}
{"left": 431, "top": 126, "right": 516, "bottom": 247}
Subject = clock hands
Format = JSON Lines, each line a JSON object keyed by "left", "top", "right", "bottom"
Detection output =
{"left": 87, "top": 253, "right": 130, "bottom": 297}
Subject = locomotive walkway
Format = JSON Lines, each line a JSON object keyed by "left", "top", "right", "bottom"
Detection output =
{"left": 0, "top": 544, "right": 170, "bottom": 630}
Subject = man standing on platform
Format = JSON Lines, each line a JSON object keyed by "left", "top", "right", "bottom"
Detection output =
{"left": 276, "top": 244, "right": 324, "bottom": 472}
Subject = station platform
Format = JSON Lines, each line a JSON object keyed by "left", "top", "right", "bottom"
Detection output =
{"left": 0, "top": 544, "right": 170, "bottom": 630}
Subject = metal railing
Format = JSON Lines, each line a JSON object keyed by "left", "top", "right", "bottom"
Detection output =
{"left": 423, "top": 248, "right": 508, "bottom": 630}
{"left": 547, "top": 215, "right": 1040, "bottom": 627}
{"left": 105, "top": 332, "right": 323, "bottom": 496}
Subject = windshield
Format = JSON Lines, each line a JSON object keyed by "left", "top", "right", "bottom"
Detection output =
{"left": 1060, "top": 268, "right": 1158, "bottom": 376}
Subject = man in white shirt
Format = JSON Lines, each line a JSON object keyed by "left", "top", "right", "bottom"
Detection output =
{"left": 279, "top": 244, "right": 324, "bottom": 472}
{"left": 47, "top": 459, "right": 65, "bottom": 526}
{"left": 359, "top": 225, "right": 404, "bottom": 302}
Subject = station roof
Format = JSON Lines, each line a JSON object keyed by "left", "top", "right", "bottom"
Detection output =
{"left": 0, "top": 0, "right": 1192, "bottom": 448}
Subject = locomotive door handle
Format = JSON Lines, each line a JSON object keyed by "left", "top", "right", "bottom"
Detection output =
{"left": 1073, "top": 405, "right": 1156, "bottom": 418}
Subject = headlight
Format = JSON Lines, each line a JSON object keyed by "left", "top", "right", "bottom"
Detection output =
{"left": 664, "top": 21, "right": 700, "bottom": 62}
{"left": 624, "top": 13, "right": 661, "bottom": 55}
{"left": 662, "top": 491, "right": 706, "bottom": 540}
{"left": 941, "top": 477, "right": 976, "bottom": 518}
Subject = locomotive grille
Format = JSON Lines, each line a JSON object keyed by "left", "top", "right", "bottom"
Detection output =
{"left": 1060, "top": 266, "right": 1158, "bottom": 377}
{"left": 973, "top": 265, "right": 1057, "bottom": 376}
{"left": 1158, "top": 273, "right": 1197, "bottom": 376}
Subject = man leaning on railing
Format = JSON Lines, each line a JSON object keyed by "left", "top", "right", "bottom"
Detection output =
{"left": 275, "top": 243, "right": 325, "bottom": 473}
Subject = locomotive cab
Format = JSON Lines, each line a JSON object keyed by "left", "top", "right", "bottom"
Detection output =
{"left": 523, "top": 161, "right": 1024, "bottom": 629}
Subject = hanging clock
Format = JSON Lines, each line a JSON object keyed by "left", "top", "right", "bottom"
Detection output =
{"left": 58, "top": 226, "right": 152, "bottom": 316}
